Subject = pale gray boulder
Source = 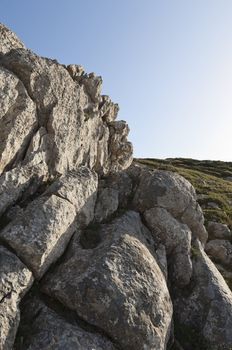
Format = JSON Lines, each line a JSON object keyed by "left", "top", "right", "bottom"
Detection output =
{"left": 0, "top": 195, "right": 76, "bottom": 279}
{"left": 0, "top": 167, "right": 98, "bottom": 279}
{"left": 133, "top": 169, "right": 195, "bottom": 215}
{"left": 42, "top": 211, "right": 173, "bottom": 350}
{"left": 0, "top": 246, "right": 33, "bottom": 350}
{"left": 173, "top": 240, "right": 232, "bottom": 350}
{"left": 133, "top": 168, "right": 207, "bottom": 244}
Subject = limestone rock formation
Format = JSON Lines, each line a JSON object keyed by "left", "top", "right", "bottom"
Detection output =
{"left": 1, "top": 23, "right": 232, "bottom": 350}
{"left": 42, "top": 211, "right": 173, "bottom": 350}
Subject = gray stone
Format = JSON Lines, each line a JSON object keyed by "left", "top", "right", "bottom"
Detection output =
{"left": 0, "top": 67, "right": 37, "bottom": 174}
{"left": 94, "top": 187, "right": 119, "bottom": 222}
{"left": 207, "top": 221, "right": 232, "bottom": 240}
{"left": 0, "top": 167, "right": 98, "bottom": 279}
{"left": 99, "top": 95, "right": 119, "bottom": 122}
{"left": 173, "top": 240, "right": 232, "bottom": 349}
{"left": 0, "top": 195, "right": 76, "bottom": 279}
{"left": 100, "top": 170, "right": 133, "bottom": 208}
{"left": 42, "top": 211, "right": 173, "bottom": 350}
{"left": 133, "top": 168, "right": 207, "bottom": 243}
{"left": 0, "top": 157, "right": 48, "bottom": 216}
{"left": 133, "top": 169, "right": 195, "bottom": 215}
{"left": 205, "top": 239, "right": 232, "bottom": 267}
{"left": 155, "top": 244, "right": 168, "bottom": 281}
{"left": 0, "top": 23, "right": 25, "bottom": 55}
{"left": 18, "top": 298, "right": 117, "bottom": 350}
{"left": 44, "top": 166, "right": 98, "bottom": 227}
{"left": 108, "top": 120, "right": 133, "bottom": 173}
{"left": 1, "top": 48, "right": 132, "bottom": 175}
{"left": 0, "top": 246, "right": 33, "bottom": 350}
{"left": 144, "top": 207, "right": 192, "bottom": 286}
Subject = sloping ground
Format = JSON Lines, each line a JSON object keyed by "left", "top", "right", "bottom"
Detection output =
{"left": 136, "top": 158, "right": 232, "bottom": 229}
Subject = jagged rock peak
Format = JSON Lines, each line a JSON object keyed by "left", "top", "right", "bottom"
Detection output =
{"left": 0, "top": 23, "right": 133, "bottom": 178}
{"left": 0, "top": 23, "right": 26, "bottom": 54}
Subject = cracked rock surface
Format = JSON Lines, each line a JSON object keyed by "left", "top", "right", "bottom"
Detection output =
{"left": 0, "top": 23, "right": 232, "bottom": 350}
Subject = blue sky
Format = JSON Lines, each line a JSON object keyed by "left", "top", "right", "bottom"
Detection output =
{"left": 1, "top": 1, "right": 232, "bottom": 161}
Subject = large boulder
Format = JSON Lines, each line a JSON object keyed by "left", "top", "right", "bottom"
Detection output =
{"left": 42, "top": 211, "right": 173, "bottom": 350}
{"left": 0, "top": 194, "right": 76, "bottom": 279}
{"left": 0, "top": 167, "right": 98, "bottom": 279}
{"left": 133, "top": 168, "right": 207, "bottom": 244}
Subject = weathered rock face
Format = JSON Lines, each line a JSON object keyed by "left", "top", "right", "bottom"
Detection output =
{"left": 0, "top": 246, "right": 33, "bottom": 350}
{"left": 16, "top": 297, "right": 117, "bottom": 350}
{"left": 172, "top": 240, "right": 232, "bottom": 350}
{"left": 1, "top": 23, "right": 232, "bottom": 350}
{"left": 0, "top": 67, "right": 37, "bottom": 174}
{"left": 207, "top": 221, "right": 232, "bottom": 240}
{"left": 42, "top": 211, "right": 173, "bottom": 350}
{"left": 0, "top": 38, "right": 133, "bottom": 176}
{"left": 144, "top": 207, "right": 192, "bottom": 287}
{"left": 132, "top": 168, "right": 208, "bottom": 244}
{"left": 0, "top": 24, "right": 25, "bottom": 55}
{"left": 206, "top": 239, "right": 232, "bottom": 267}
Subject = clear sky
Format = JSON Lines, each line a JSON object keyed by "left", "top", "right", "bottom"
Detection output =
{"left": 1, "top": 1, "right": 232, "bottom": 161}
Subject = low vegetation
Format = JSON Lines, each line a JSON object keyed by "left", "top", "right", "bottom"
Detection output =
{"left": 136, "top": 158, "right": 232, "bottom": 229}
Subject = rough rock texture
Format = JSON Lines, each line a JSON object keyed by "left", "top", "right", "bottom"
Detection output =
{"left": 133, "top": 168, "right": 208, "bottom": 244}
{"left": 207, "top": 221, "right": 232, "bottom": 240}
{"left": 0, "top": 246, "right": 33, "bottom": 350}
{"left": 17, "top": 297, "right": 117, "bottom": 350}
{"left": 0, "top": 67, "right": 37, "bottom": 174}
{"left": 1, "top": 23, "right": 232, "bottom": 350}
{"left": 144, "top": 207, "right": 192, "bottom": 287}
{"left": 42, "top": 211, "right": 173, "bottom": 350}
{"left": 0, "top": 157, "right": 48, "bottom": 216}
{"left": 0, "top": 44, "right": 133, "bottom": 176}
{"left": 0, "top": 167, "right": 98, "bottom": 279}
{"left": 0, "top": 194, "right": 76, "bottom": 279}
{"left": 206, "top": 239, "right": 232, "bottom": 267}
{"left": 172, "top": 240, "right": 232, "bottom": 350}
{"left": 0, "top": 24, "right": 25, "bottom": 55}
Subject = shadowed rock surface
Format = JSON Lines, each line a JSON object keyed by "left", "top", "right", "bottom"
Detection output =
{"left": 0, "top": 23, "right": 232, "bottom": 350}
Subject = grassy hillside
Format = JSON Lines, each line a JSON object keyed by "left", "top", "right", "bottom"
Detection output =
{"left": 136, "top": 158, "right": 232, "bottom": 229}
